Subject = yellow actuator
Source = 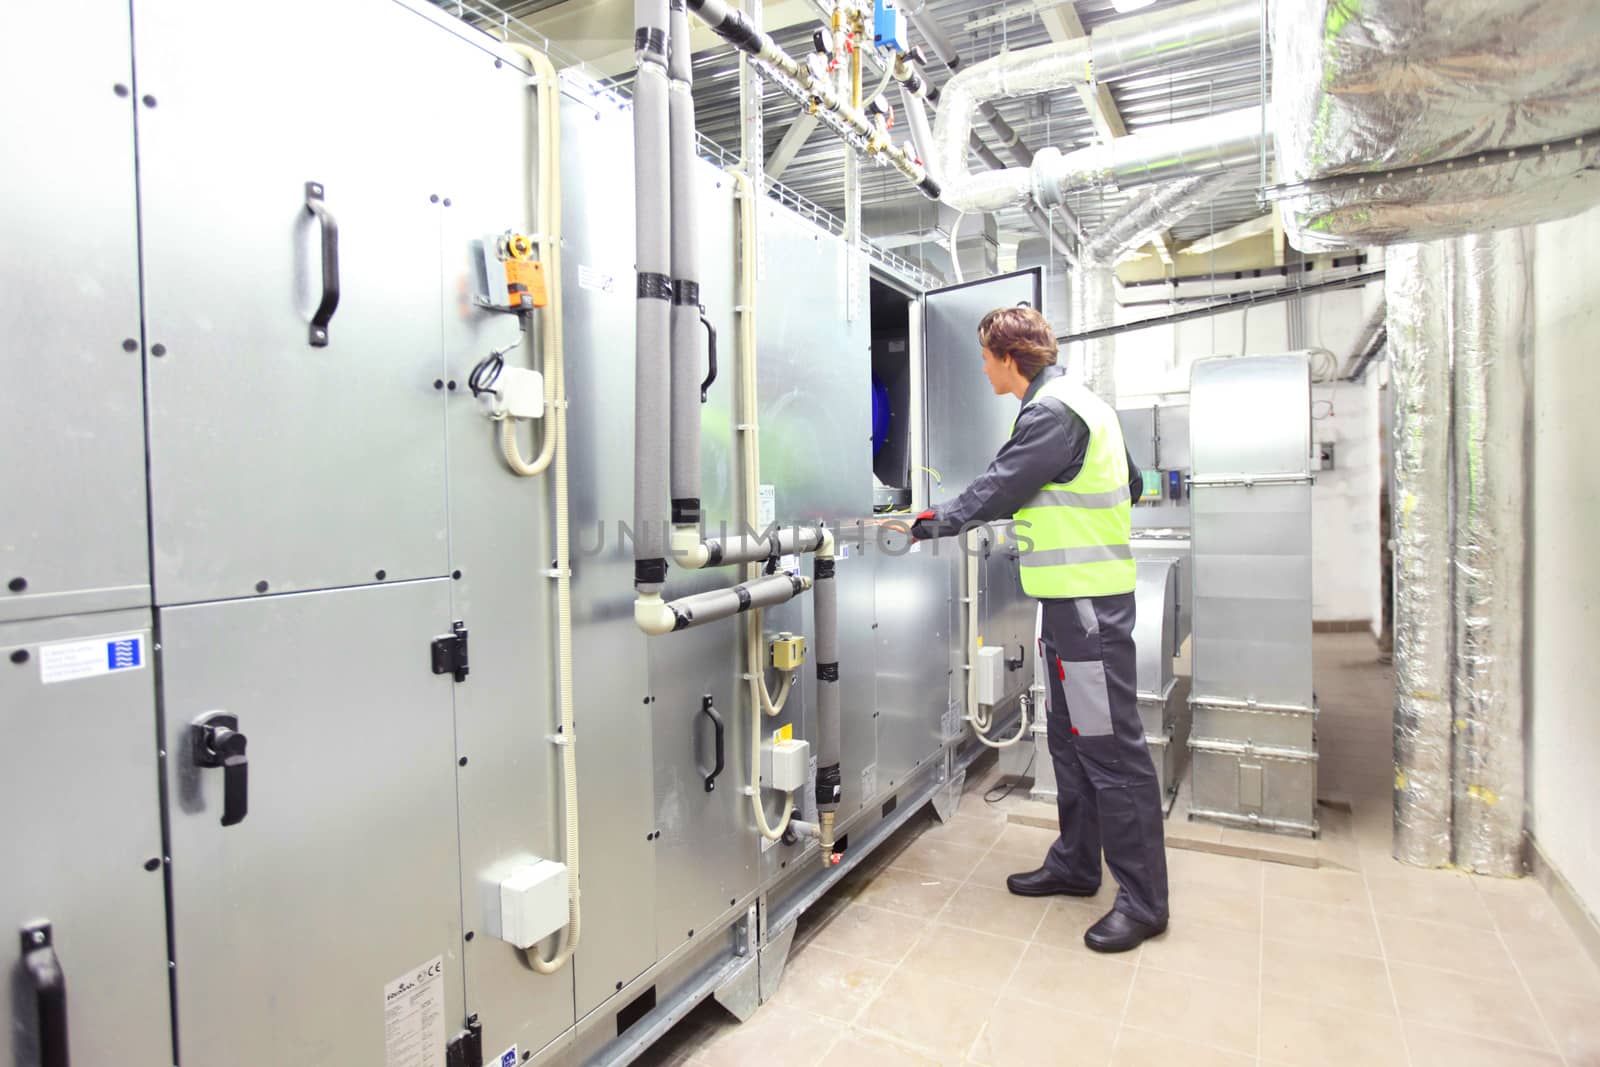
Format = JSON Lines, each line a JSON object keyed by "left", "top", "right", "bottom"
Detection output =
{"left": 770, "top": 633, "right": 807, "bottom": 672}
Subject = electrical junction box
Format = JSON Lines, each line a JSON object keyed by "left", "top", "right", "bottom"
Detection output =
{"left": 975, "top": 644, "right": 1006, "bottom": 707}
{"left": 477, "top": 365, "right": 544, "bottom": 420}
{"left": 874, "top": 0, "right": 907, "bottom": 51}
{"left": 493, "top": 859, "right": 569, "bottom": 949}
{"left": 1140, "top": 469, "right": 1162, "bottom": 504}
{"left": 764, "top": 736, "right": 811, "bottom": 793}
{"left": 770, "top": 632, "right": 807, "bottom": 671}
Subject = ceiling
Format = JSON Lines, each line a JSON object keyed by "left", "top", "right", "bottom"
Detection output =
{"left": 440, "top": 0, "right": 1273, "bottom": 278}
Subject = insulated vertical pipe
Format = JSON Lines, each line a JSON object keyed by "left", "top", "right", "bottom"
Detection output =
{"left": 1450, "top": 228, "right": 1531, "bottom": 876}
{"left": 813, "top": 537, "right": 841, "bottom": 863}
{"left": 1387, "top": 242, "right": 1454, "bottom": 868}
{"left": 1071, "top": 267, "right": 1116, "bottom": 402}
{"left": 668, "top": 0, "right": 704, "bottom": 534}
{"left": 634, "top": 0, "right": 673, "bottom": 591}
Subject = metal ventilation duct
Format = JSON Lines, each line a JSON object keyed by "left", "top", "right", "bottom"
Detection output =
{"left": 1272, "top": 0, "right": 1600, "bottom": 251}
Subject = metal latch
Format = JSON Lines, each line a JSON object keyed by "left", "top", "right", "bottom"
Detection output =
{"left": 432, "top": 621, "right": 470, "bottom": 682}
{"left": 446, "top": 1014, "right": 483, "bottom": 1067}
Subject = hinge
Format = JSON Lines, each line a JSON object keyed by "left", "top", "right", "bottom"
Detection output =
{"left": 446, "top": 1014, "right": 483, "bottom": 1067}
{"left": 432, "top": 621, "right": 470, "bottom": 682}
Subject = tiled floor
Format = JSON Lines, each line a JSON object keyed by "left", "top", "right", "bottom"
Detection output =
{"left": 638, "top": 635, "right": 1600, "bottom": 1066}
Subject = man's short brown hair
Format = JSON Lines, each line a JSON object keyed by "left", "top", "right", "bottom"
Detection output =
{"left": 978, "top": 306, "right": 1058, "bottom": 381}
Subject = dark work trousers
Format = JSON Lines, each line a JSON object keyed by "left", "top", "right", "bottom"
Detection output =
{"left": 1040, "top": 591, "right": 1170, "bottom": 928}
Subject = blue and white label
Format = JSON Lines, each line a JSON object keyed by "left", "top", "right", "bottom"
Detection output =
{"left": 39, "top": 633, "right": 145, "bottom": 685}
{"left": 498, "top": 1047, "right": 518, "bottom": 1067}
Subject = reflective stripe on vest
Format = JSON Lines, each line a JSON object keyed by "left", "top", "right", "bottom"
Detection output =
{"left": 1011, "top": 374, "right": 1137, "bottom": 599}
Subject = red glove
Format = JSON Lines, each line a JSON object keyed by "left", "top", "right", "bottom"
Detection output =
{"left": 909, "top": 509, "right": 937, "bottom": 541}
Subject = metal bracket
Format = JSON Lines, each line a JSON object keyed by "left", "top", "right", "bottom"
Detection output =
{"left": 930, "top": 766, "right": 966, "bottom": 823}
{"left": 757, "top": 920, "right": 796, "bottom": 1005}
{"left": 431, "top": 621, "right": 470, "bottom": 682}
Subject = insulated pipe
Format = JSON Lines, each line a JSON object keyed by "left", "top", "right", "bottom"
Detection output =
{"left": 812, "top": 532, "right": 841, "bottom": 865}
{"left": 904, "top": 2, "right": 961, "bottom": 70}
{"left": 696, "top": 526, "right": 826, "bottom": 568}
{"left": 899, "top": 85, "right": 934, "bottom": 165}
{"left": 668, "top": 0, "right": 704, "bottom": 533}
{"left": 634, "top": 0, "right": 673, "bottom": 592}
{"left": 1341, "top": 296, "right": 1388, "bottom": 379}
{"left": 1070, "top": 268, "right": 1116, "bottom": 402}
{"left": 1080, "top": 174, "right": 1239, "bottom": 263}
{"left": 1387, "top": 242, "right": 1454, "bottom": 868}
{"left": 979, "top": 103, "right": 1033, "bottom": 167}
{"left": 635, "top": 573, "right": 812, "bottom": 636}
{"left": 930, "top": 0, "right": 1260, "bottom": 213}
{"left": 1449, "top": 228, "right": 1531, "bottom": 877}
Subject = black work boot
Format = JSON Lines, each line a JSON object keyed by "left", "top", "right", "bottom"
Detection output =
{"left": 1005, "top": 866, "right": 1100, "bottom": 898}
{"left": 1083, "top": 908, "right": 1166, "bottom": 953}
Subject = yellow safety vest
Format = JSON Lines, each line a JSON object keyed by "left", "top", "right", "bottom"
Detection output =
{"left": 1011, "top": 375, "right": 1136, "bottom": 599}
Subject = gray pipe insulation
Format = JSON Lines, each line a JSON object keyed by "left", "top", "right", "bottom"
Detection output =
{"left": 701, "top": 526, "right": 825, "bottom": 567}
{"left": 668, "top": 0, "right": 704, "bottom": 530}
{"left": 663, "top": 573, "right": 811, "bottom": 632}
{"left": 634, "top": 0, "right": 673, "bottom": 592}
{"left": 813, "top": 555, "right": 841, "bottom": 815}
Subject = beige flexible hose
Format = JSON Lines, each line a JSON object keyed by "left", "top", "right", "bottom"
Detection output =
{"left": 965, "top": 529, "right": 1029, "bottom": 748}
{"left": 508, "top": 43, "right": 579, "bottom": 973}
{"left": 730, "top": 167, "right": 794, "bottom": 841}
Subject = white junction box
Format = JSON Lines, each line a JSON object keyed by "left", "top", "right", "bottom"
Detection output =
{"left": 764, "top": 736, "right": 811, "bottom": 793}
{"left": 495, "top": 859, "right": 569, "bottom": 949}
{"left": 478, "top": 365, "right": 545, "bottom": 421}
{"left": 975, "top": 645, "right": 1006, "bottom": 706}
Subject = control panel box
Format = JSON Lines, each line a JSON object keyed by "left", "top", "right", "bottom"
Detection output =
{"left": 764, "top": 737, "right": 811, "bottom": 793}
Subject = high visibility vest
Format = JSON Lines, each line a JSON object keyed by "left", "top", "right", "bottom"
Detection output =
{"left": 1011, "top": 375, "right": 1136, "bottom": 599}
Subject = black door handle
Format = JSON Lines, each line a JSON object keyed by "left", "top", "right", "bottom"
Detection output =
{"left": 20, "top": 922, "right": 69, "bottom": 1067}
{"left": 192, "top": 711, "right": 249, "bottom": 827}
{"left": 1006, "top": 644, "right": 1025, "bottom": 671}
{"left": 699, "top": 695, "right": 725, "bottom": 793}
{"left": 305, "top": 181, "right": 340, "bottom": 347}
{"left": 698, "top": 306, "right": 717, "bottom": 402}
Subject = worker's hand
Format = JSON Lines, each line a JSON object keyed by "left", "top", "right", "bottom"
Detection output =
{"left": 908, "top": 509, "right": 937, "bottom": 541}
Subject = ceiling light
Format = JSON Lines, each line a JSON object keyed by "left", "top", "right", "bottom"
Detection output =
{"left": 1109, "top": 0, "right": 1159, "bottom": 12}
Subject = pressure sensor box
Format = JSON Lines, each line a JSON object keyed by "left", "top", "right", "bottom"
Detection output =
{"left": 874, "top": 0, "right": 907, "bottom": 52}
{"left": 764, "top": 737, "right": 811, "bottom": 793}
{"left": 493, "top": 859, "right": 569, "bottom": 950}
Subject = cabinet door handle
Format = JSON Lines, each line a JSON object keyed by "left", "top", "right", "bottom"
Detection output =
{"left": 698, "top": 306, "right": 718, "bottom": 403}
{"left": 305, "top": 181, "right": 340, "bottom": 347}
{"left": 20, "top": 922, "right": 70, "bottom": 1067}
{"left": 699, "top": 695, "right": 725, "bottom": 793}
{"left": 192, "top": 711, "right": 250, "bottom": 827}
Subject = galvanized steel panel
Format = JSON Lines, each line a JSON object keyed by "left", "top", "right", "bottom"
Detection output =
{"left": 0, "top": 0, "right": 149, "bottom": 623}
{"left": 160, "top": 580, "right": 465, "bottom": 1065}
{"left": 923, "top": 269, "right": 1043, "bottom": 509}
{"left": 872, "top": 529, "right": 955, "bottom": 797}
{"left": 436, "top": 40, "right": 573, "bottom": 1054}
{"left": 1189, "top": 355, "right": 1311, "bottom": 477}
{"left": 754, "top": 205, "right": 872, "bottom": 523}
{"left": 1133, "top": 557, "right": 1178, "bottom": 698}
{"left": 0, "top": 610, "right": 171, "bottom": 1067}
{"left": 136, "top": 0, "right": 450, "bottom": 604}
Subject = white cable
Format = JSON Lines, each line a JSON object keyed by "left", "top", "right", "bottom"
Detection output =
{"left": 508, "top": 45, "right": 578, "bottom": 973}
{"left": 730, "top": 167, "right": 794, "bottom": 841}
{"left": 948, "top": 209, "right": 966, "bottom": 284}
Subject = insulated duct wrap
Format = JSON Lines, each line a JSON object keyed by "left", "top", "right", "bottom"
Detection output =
{"left": 668, "top": 2, "right": 704, "bottom": 526}
{"left": 1449, "top": 229, "right": 1531, "bottom": 876}
{"left": 1036, "top": 106, "right": 1264, "bottom": 206}
{"left": 813, "top": 557, "right": 841, "bottom": 812}
{"left": 1386, "top": 242, "right": 1454, "bottom": 868}
{"left": 1272, "top": 0, "right": 1600, "bottom": 250}
{"left": 1069, "top": 267, "right": 1115, "bottom": 402}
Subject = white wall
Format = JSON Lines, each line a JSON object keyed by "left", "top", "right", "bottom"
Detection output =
{"left": 1529, "top": 204, "right": 1600, "bottom": 919}
{"left": 1105, "top": 284, "right": 1385, "bottom": 624}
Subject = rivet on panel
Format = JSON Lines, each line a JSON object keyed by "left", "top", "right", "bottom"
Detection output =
{"left": 459, "top": 756, "right": 468, "bottom": 767}
{"left": 114, "top": 84, "right": 129, "bottom": 97}
{"left": 151, "top": 343, "right": 167, "bottom": 357}
{"left": 122, "top": 338, "right": 138, "bottom": 352}
{"left": 7, "top": 577, "right": 26, "bottom": 593}
{"left": 10, "top": 650, "right": 29, "bottom": 665}
{"left": 254, "top": 580, "right": 269, "bottom": 594}
{"left": 144, "top": 858, "right": 161, "bottom": 872}
{"left": 141, "top": 94, "right": 157, "bottom": 108}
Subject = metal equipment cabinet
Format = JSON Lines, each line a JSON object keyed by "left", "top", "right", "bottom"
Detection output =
{"left": 0, "top": 613, "right": 173, "bottom": 1067}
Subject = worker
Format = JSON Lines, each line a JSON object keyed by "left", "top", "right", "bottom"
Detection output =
{"left": 909, "top": 306, "right": 1169, "bottom": 953}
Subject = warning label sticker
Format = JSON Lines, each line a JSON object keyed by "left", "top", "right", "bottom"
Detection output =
{"left": 758, "top": 485, "right": 776, "bottom": 529}
{"left": 577, "top": 264, "right": 615, "bottom": 294}
{"left": 383, "top": 956, "right": 446, "bottom": 1067}
{"left": 495, "top": 1046, "right": 519, "bottom": 1067}
{"left": 39, "top": 634, "right": 145, "bottom": 685}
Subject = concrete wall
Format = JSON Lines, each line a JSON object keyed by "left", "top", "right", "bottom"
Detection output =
{"left": 1529, "top": 205, "right": 1600, "bottom": 920}
{"left": 1106, "top": 283, "right": 1385, "bottom": 625}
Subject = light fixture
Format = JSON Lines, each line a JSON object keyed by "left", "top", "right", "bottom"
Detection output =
{"left": 1109, "top": 0, "right": 1158, "bottom": 12}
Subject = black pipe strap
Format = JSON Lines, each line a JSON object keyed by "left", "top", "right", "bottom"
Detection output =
{"left": 926, "top": 83, "right": 941, "bottom": 105}
{"left": 735, "top": 585, "right": 753, "bottom": 611}
{"left": 788, "top": 575, "right": 806, "bottom": 595}
{"left": 672, "top": 606, "right": 692, "bottom": 631}
{"left": 670, "top": 0, "right": 686, "bottom": 9}
{"left": 636, "top": 558, "right": 668, "bottom": 585}
{"left": 814, "top": 558, "right": 835, "bottom": 580}
{"left": 672, "top": 498, "right": 701, "bottom": 526}
{"left": 700, "top": 8, "right": 764, "bottom": 55}
{"left": 816, "top": 764, "right": 842, "bottom": 808}
{"left": 817, "top": 661, "right": 840, "bottom": 682}
{"left": 672, "top": 279, "right": 701, "bottom": 306}
{"left": 638, "top": 272, "right": 673, "bottom": 301}
{"left": 633, "top": 27, "right": 668, "bottom": 60}
{"left": 917, "top": 174, "right": 942, "bottom": 200}
{"left": 705, "top": 541, "right": 725, "bottom": 566}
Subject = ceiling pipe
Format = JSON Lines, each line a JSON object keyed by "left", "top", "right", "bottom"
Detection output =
{"left": 930, "top": 0, "right": 1260, "bottom": 213}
